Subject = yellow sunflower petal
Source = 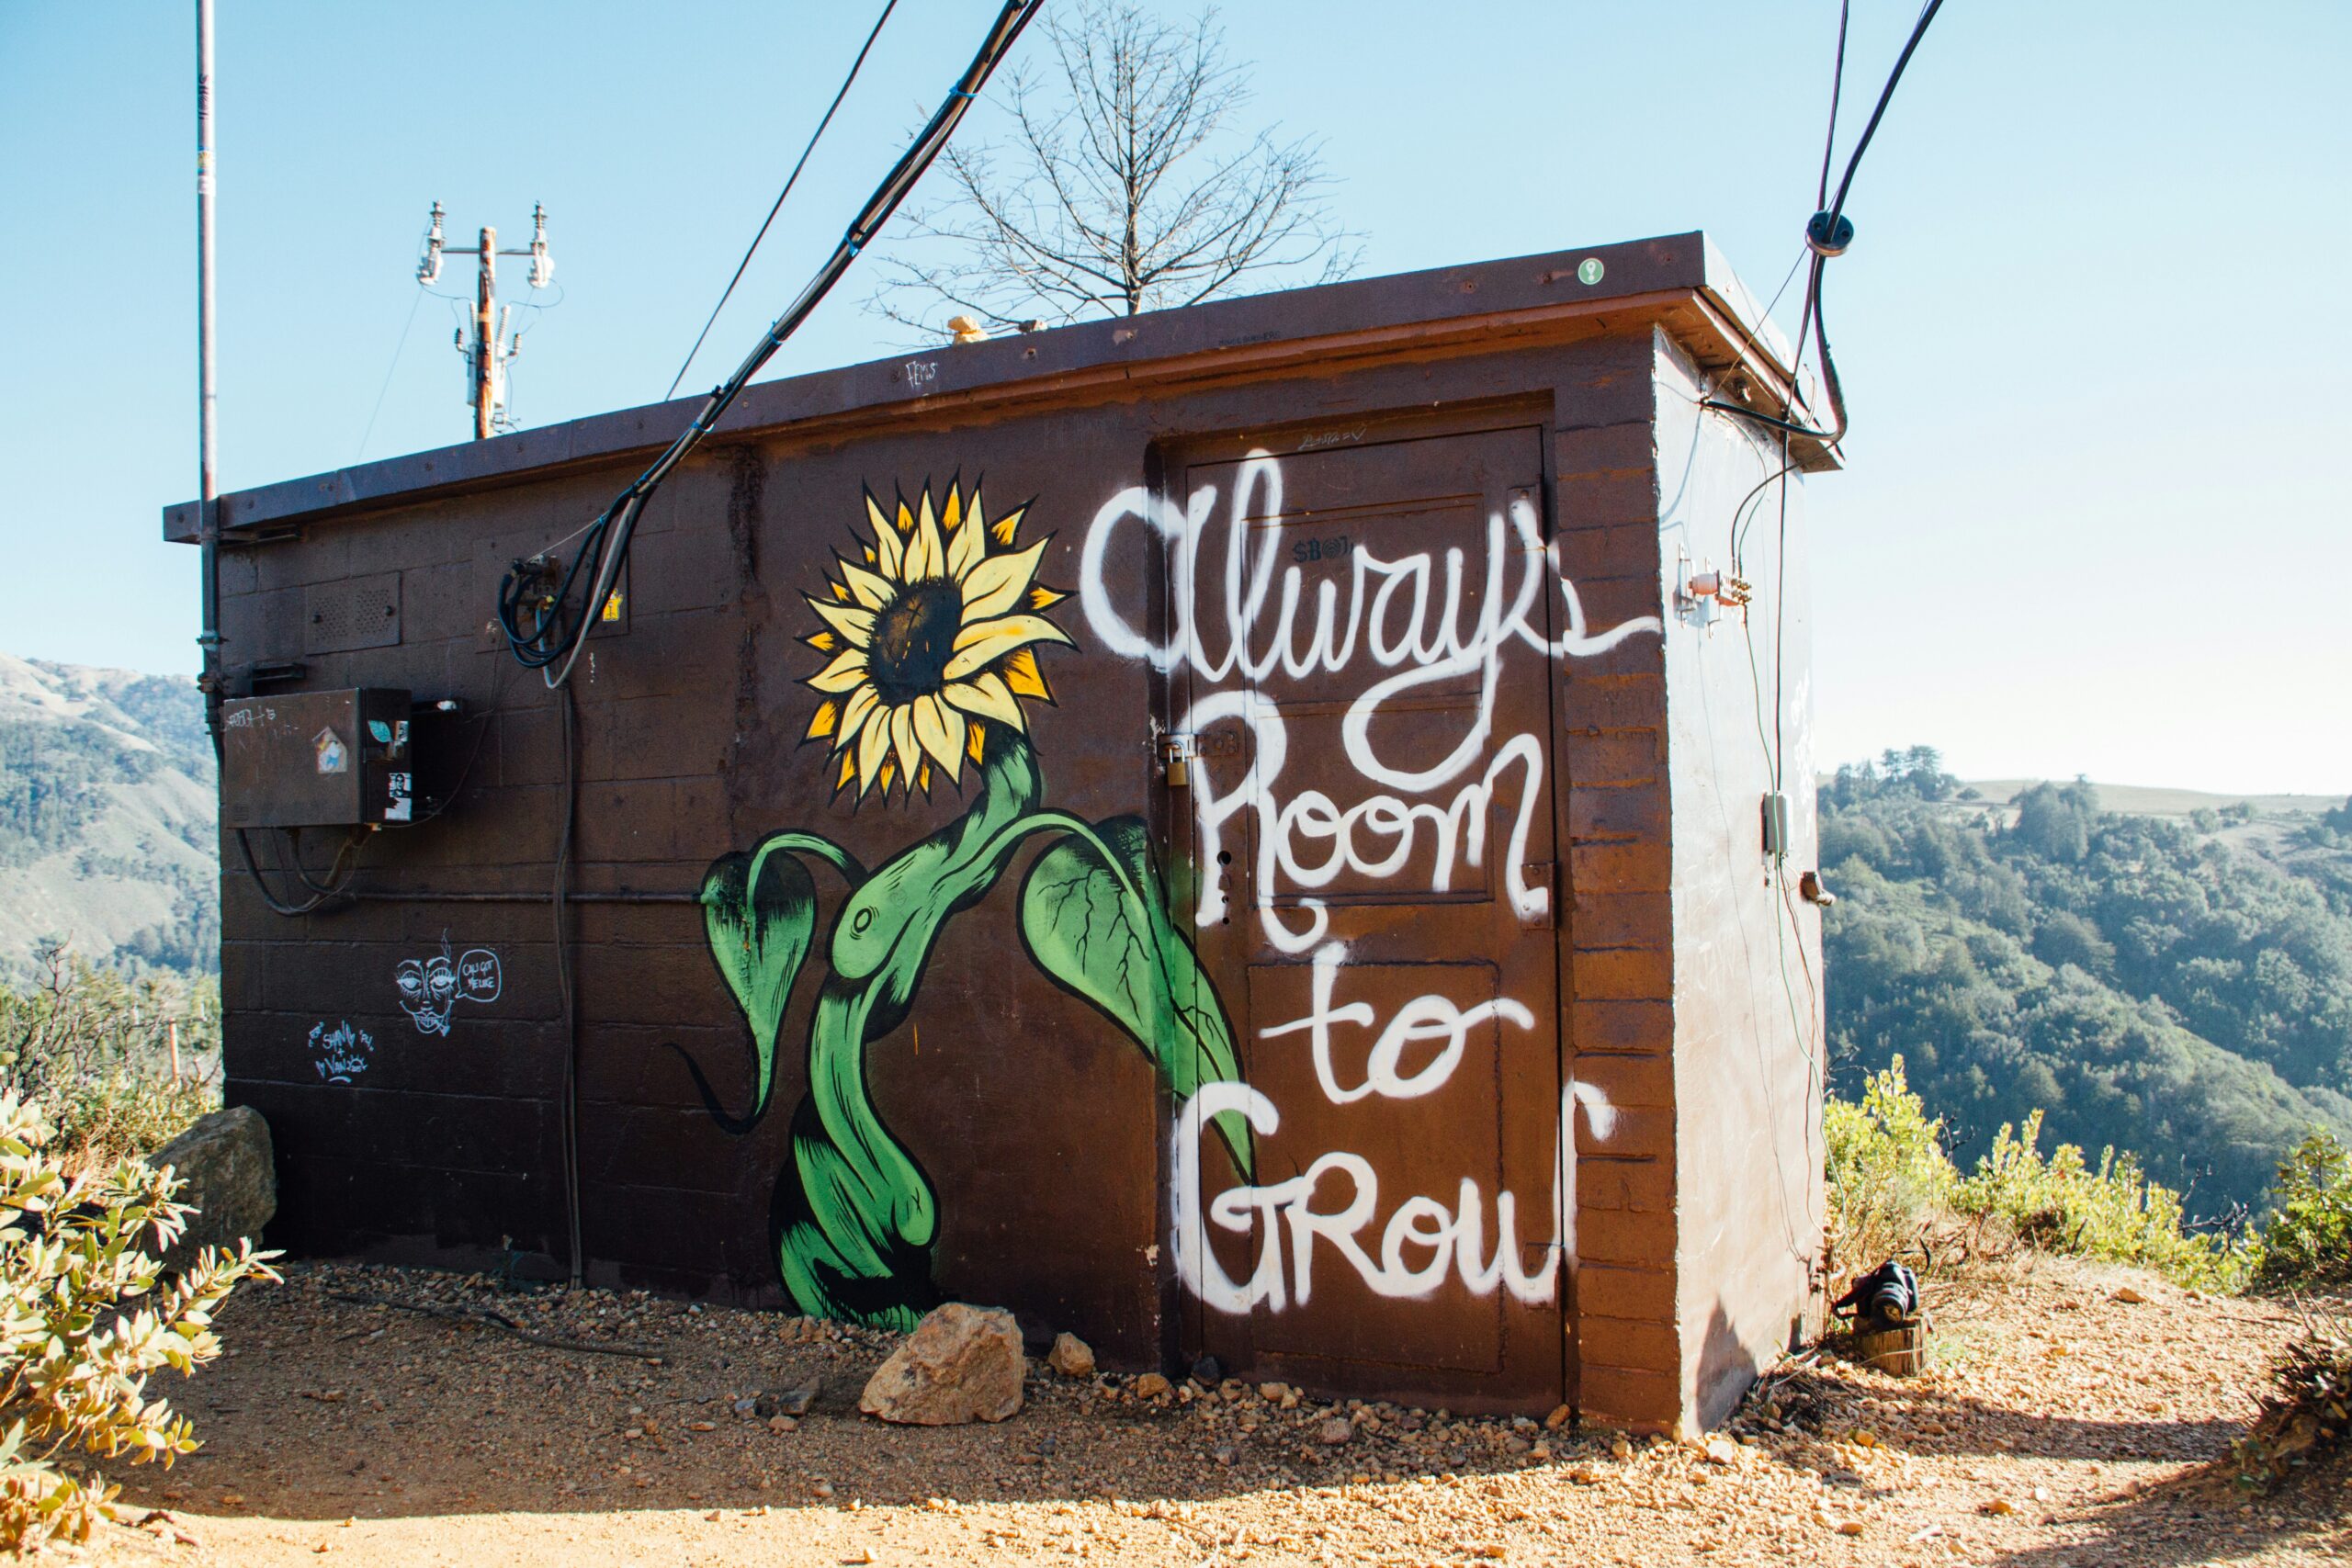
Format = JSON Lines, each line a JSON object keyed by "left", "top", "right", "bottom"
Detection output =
{"left": 878, "top": 759, "right": 896, "bottom": 795}
{"left": 957, "top": 538, "right": 1050, "bottom": 622}
{"left": 912, "top": 694, "right": 966, "bottom": 785}
{"left": 837, "top": 750, "right": 858, "bottom": 791}
{"left": 807, "top": 596, "right": 876, "bottom": 647}
{"left": 990, "top": 501, "right": 1026, "bottom": 547}
{"left": 917, "top": 761, "right": 932, "bottom": 795}
{"left": 836, "top": 684, "right": 881, "bottom": 752}
{"left": 941, "top": 672, "right": 1025, "bottom": 730}
{"left": 865, "top": 491, "right": 904, "bottom": 580}
{"left": 943, "top": 614, "right": 1073, "bottom": 682}
{"left": 829, "top": 580, "right": 851, "bottom": 603}
{"left": 906, "top": 493, "right": 945, "bottom": 581}
{"left": 839, "top": 559, "right": 894, "bottom": 610}
{"left": 805, "top": 700, "right": 838, "bottom": 740}
{"left": 808, "top": 648, "right": 872, "bottom": 694}
{"left": 888, "top": 704, "right": 922, "bottom": 788}
{"left": 857, "top": 712, "right": 892, "bottom": 797}
{"left": 1003, "top": 647, "right": 1051, "bottom": 701}
{"left": 807, "top": 628, "right": 837, "bottom": 653}
{"left": 1028, "top": 583, "right": 1066, "bottom": 610}
{"left": 967, "top": 720, "right": 987, "bottom": 765}
{"left": 945, "top": 487, "right": 986, "bottom": 581}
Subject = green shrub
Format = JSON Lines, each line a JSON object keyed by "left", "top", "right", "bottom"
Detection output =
{"left": 0, "top": 1091, "right": 277, "bottom": 1548}
{"left": 1824, "top": 1056, "right": 2251, "bottom": 1292}
{"left": 2249, "top": 1131, "right": 2352, "bottom": 1292}
{"left": 1825, "top": 1055, "right": 1958, "bottom": 1275}
{"left": 1952, "top": 1111, "right": 2244, "bottom": 1291}
{"left": 0, "top": 950, "right": 218, "bottom": 1172}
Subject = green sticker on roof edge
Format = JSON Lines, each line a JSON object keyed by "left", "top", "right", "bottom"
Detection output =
{"left": 1577, "top": 257, "right": 1605, "bottom": 287}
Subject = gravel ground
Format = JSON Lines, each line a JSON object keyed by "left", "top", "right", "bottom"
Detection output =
{"left": 63, "top": 1253, "right": 2350, "bottom": 1566}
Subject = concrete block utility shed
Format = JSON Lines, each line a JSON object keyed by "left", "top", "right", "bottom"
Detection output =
{"left": 171, "top": 231, "right": 1833, "bottom": 1433}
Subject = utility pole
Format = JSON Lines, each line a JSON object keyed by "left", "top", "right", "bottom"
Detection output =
{"left": 473, "top": 224, "right": 497, "bottom": 439}
{"left": 416, "top": 202, "right": 551, "bottom": 440}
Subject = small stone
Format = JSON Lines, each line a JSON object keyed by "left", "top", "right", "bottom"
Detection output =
{"left": 732, "top": 1396, "right": 760, "bottom": 1416}
{"left": 2111, "top": 1285, "right": 2148, "bottom": 1304}
{"left": 1836, "top": 1520, "right": 1865, "bottom": 1537}
{"left": 1569, "top": 1465, "right": 1600, "bottom": 1484}
{"left": 1981, "top": 1498, "right": 2014, "bottom": 1517}
{"left": 1543, "top": 1404, "right": 1571, "bottom": 1430}
{"left": 1189, "top": 1354, "right": 1223, "bottom": 1385}
{"left": 1703, "top": 1436, "right": 1739, "bottom": 1466}
{"left": 776, "top": 1379, "right": 822, "bottom": 1416}
{"left": 1317, "top": 1416, "right": 1354, "bottom": 1446}
{"left": 813, "top": 1481, "right": 835, "bottom": 1498}
{"left": 1213, "top": 1445, "right": 1239, "bottom": 1465}
{"left": 1851, "top": 1428, "right": 1880, "bottom": 1449}
{"left": 688, "top": 1420, "right": 717, "bottom": 1432}
{"left": 859, "top": 1303, "right": 1024, "bottom": 1426}
{"left": 1048, "top": 1333, "right": 1097, "bottom": 1379}
{"left": 1133, "top": 1372, "right": 1172, "bottom": 1399}
{"left": 1610, "top": 1438, "right": 1634, "bottom": 1461}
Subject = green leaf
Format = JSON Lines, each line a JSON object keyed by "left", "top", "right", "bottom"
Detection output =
{"left": 1019, "top": 816, "right": 1251, "bottom": 1177}
{"left": 696, "top": 833, "right": 821, "bottom": 1128}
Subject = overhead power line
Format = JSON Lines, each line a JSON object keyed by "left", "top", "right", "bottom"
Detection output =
{"left": 1704, "top": 0, "right": 1948, "bottom": 450}
{"left": 497, "top": 0, "right": 1044, "bottom": 689}
{"left": 666, "top": 0, "right": 903, "bottom": 402}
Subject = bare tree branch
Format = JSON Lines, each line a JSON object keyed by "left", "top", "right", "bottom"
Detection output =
{"left": 865, "top": 0, "right": 1362, "bottom": 340}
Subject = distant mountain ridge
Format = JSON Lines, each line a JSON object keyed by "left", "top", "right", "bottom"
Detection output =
{"left": 0, "top": 654, "right": 217, "bottom": 980}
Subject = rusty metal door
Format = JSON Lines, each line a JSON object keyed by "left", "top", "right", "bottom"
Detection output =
{"left": 1162, "top": 423, "right": 1564, "bottom": 1411}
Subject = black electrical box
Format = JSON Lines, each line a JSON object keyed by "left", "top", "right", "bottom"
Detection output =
{"left": 220, "top": 688, "right": 415, "bottom": 829}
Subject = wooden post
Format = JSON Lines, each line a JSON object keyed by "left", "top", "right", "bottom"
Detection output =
{"left": 473, "top": 225, "right": 497, "bottom": 439}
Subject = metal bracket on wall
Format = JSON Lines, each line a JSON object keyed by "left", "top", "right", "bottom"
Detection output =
{"left": 1519, "top": 862, "right": 1557, "bottom": 929}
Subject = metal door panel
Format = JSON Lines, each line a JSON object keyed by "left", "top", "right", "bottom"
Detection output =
{"left": 1166, "top": 423, "right": 1563, "bottom": 1410}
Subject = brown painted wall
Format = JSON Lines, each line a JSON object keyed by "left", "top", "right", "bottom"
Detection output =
{"left": 196, "top": 236, "right": 1826, "bottom": 1423}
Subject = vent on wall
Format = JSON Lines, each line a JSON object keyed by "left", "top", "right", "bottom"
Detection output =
{"left": 304, "top": 572, "right": 403, "bottom": 654}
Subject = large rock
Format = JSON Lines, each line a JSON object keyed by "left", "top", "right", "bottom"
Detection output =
{"left": 858, "top": 1303, "right": 1024, "bottom": 1425}
{"left": 151, "top": 1106, "right": 277, "bottom": 1268}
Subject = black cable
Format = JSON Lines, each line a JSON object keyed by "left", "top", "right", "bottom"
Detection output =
{"left": 1815, "top": 1, "right": 1851, "bottom": 212}
{"left": 664, "top": 0, "right": 901, "bottom": 402}
{"left": 235, "top": 827, "right": 366, "bottom": 918}
{"left": 1702, "top": 0, "right": 1945, "bottom": 450}
{"left": 499, "top": 0, "right": 1042, "bottom": 689}
{"left": 555, "top": 682, "right": 583, "bottom": 1289}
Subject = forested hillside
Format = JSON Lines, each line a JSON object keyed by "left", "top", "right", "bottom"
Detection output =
{"left": 1822, "top": 749, "right": 2352, "bottom": 1216}
{"left": 0, "top": 654, "right": 216, "bottom": 981}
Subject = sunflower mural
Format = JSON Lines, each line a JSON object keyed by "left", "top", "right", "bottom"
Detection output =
{"left": 681, "top": 478, "right": 1250, "bottom": 1330}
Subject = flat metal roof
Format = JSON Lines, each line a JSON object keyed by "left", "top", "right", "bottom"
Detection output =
{"left": 164, "top": 230, "right": 1828, "bottom": 543}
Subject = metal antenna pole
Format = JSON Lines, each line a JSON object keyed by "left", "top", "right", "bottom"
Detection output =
{"left": 196, "top": 0, "right": 223, "bottom": 743}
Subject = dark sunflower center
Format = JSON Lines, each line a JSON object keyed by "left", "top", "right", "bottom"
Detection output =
{"left": 865, "top": 579, "right": 963, "bottom": 705}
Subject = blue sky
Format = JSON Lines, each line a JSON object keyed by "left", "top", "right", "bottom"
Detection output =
{"left": 3, "top": 2, "right": 2345, "bottom": 793}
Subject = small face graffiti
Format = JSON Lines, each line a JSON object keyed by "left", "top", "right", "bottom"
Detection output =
{"left": 394, "top": 941, "right": 503, "bottom": 1035}
{"left": 395, "top": 955, "right": 458, "bottom": 1034}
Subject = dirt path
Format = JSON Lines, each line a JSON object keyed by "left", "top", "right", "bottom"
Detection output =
{"left": 79, "top": 1255, "right": 2347, "bottom": 1566}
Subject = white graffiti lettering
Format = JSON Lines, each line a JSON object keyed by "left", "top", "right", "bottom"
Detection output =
{"left": 1170, "top": 1077, "right": 1616, "bottom": 1312}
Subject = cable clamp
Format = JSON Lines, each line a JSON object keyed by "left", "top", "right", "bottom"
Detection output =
{"left": 1805, "top": 210, "right": 1855, "bottom": 257}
